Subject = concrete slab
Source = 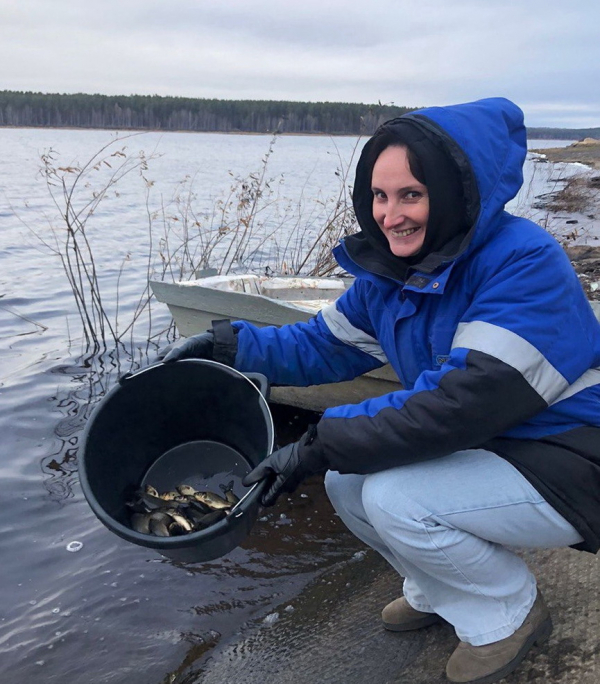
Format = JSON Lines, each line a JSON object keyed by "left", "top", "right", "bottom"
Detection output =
{"left": 197, "top": 545, "right": 600, "bottom": 683}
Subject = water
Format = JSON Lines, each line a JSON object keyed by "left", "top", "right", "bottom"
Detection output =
{"left": 0, "top": 128, "right": 591, "bottom": 683}
{"left": 0, "top": 128, "right": 365, "bottom": 684}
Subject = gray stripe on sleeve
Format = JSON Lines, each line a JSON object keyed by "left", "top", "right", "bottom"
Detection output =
{"left": 320, "top": 303, "right": 389, "bottom": 363}
{"left": 452, "top": 320, "right": 569, "bottom": 403}
{"left": 550, "top": 367, "right": 600, "bottom": 405}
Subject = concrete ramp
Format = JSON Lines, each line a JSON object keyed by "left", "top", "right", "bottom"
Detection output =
{"left": 198, "top": 546, "right": 600, "bottom": 683}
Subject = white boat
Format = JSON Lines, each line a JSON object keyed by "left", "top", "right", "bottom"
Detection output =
{"left": 149, "top": 274, "right": 401, "bottom": 412}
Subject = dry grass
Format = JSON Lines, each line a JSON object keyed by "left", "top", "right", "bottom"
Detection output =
{"left": 545, "top": 176, "right": 599, "bottom": 214}
{"left": 30, "top": 133, "right": 359, "bottom": 356}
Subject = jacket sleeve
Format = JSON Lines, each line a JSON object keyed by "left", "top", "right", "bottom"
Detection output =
{"left": 232, "top": 279, "right": 386, "bottom": 387}
{"left": 313, "top": 239, "right": 596, "bottom": 474}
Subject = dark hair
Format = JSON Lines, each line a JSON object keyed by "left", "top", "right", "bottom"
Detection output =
{"left": 364, "top": 128, "right": 426, "bottom": 185}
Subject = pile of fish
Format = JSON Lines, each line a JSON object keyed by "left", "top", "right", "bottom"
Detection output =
{"left": 127, "top": 483, "right": 240, "bottom": 537}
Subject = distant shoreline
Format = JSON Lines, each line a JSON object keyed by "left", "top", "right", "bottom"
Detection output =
{"left": 530, "top": 140, "right": 600, "bottom": 170}
{"left": 0, "top": 124, "right": 362, "bottom": 138}
{"left": 0, "top": 124, "right": 581, "bottom": 141}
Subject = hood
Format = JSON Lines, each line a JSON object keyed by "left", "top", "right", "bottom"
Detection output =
{"left": 345, "top": 97, "right": 527, "bottom": 280}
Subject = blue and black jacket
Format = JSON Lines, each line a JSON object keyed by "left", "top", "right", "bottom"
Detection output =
{"left": 231, "top": 98, "right": 600, "bottom": 552}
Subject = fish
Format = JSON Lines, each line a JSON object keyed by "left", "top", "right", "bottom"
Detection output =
{"left": 131, "top": 512, "right": 152, "bottom": 534}
{"left": 137, "top": 489, "right": 178, "bottom": 510}
{"left": 188, "top": 498, "right": 213, "bottom": 514}
{"left": 176, "top": 484, "right": 197, "bottom": 497}
{"left": 164, "top": 509, "right": 193, "bottom": 533}
{"left": 158, "top": 490, "right": 180, "bottom": 501}
{"left": 129, "top": 482, "right": 234, "bottom": 536}
{"left": 220, "top": 480, "right": 240, "bottom": 505}
{"left": 177, "top": 483, "right": 233, "bottom": 509}
{"left": 190, "top": 509, "right": 227, "bottom": 529}
{"left": 147, "top": 511, "right": 173, "bottom": 537}
{"left": 192, "top": 490, "right": 232, "bottom": 510}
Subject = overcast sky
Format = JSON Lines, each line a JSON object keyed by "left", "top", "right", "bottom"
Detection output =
{"left": 2, "top": 0, "right": 599, "bottom": 128}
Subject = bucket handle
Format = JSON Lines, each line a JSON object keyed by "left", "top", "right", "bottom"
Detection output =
{"left": 117, "top": 364, "right": 160, "bottom": 385}
{"left": 228, "top": 477, "right": 270, "bottom": 518}
{"left": 228, "top": 482, "right": 258, "bottom": 518}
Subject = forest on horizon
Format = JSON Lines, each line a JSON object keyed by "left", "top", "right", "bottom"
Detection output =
{"left": 0, "top": 90, "right": 598, "bottom": 140}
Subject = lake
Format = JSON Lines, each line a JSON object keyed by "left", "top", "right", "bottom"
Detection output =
{"left": 0, "top": 128, "right": 587, "bottom": 683}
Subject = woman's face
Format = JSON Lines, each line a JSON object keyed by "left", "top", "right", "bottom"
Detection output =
{"left": 371, "top": 145, "right": 429, "bottom": 258}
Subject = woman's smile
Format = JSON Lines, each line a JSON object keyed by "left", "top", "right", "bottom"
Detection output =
{"left": 389, "top": 225, "right": 422, "bottom": 238}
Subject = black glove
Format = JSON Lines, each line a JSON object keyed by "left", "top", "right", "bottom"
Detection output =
{"left": 156, "top": 331, "right": 214, "bottom": 363}
{"left": 242, "top": 426, "right": 327, "bottom": 506}
{"left": 155, "top": 319, "right": 238, "bottom": 365}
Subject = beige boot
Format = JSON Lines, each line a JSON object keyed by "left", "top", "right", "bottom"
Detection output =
{"left": 382, "top": 596, "right": 442, "bottom": 632}
{"left": 445, "top": 592, "right": 552, "bottom": 684}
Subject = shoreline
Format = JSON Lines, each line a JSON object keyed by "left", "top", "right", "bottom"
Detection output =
{"left": 530, "top": 139, "right": 600, "bottom": 170}
{"left": 0, "top": 123, "right": 588, "bottom": 141}
{"left": 0, "top": 124, "right": 364, "bottom": 138}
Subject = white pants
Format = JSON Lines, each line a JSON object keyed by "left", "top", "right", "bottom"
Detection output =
{"left": 324, "top": 449, "right": 583, "bottom": 645}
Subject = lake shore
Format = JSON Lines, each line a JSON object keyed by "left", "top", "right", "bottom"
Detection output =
{"left": 530, "top": 138, "right": 600, "bottom": 170}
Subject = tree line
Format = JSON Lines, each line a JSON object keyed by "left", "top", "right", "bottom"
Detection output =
{"left": 0, "top": 91, "right": 416, "bottom": 135}
{"left": 0, "top": 91, "right": 596, "bottom": 139}
{"left": 526, "top": 126, "right": 600, "bottom": 140}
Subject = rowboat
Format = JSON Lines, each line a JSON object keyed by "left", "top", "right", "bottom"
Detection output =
{"left": 149, "top": 274, "right": 401, "bottom": 412}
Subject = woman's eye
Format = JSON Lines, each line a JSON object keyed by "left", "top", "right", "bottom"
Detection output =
{"left": 404, "top": 191, "right": 422, "bottom": 201}
{"left": 373, "top": 190, "right": 386, "bottom": 200}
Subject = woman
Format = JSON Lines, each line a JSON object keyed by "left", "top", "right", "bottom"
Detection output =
{"left": 158, "top": 98, "right": 600, "bottom": 684}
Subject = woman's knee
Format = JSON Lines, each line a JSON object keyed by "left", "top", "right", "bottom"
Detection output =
{"left": 361, "top": 470, "right": 425, "bottom": 530}
{"left": 324, "top": 470, "right": 366, "bottom": 518}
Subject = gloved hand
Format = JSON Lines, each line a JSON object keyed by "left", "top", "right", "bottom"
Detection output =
{"left": 155, "top": 319, "right": 239, "bottom": 364}
{"left": 242, "top": 426, "right": 327, "bottom": 506}
{"left": 156, "top": 331, "right": 214, "bottom": 363}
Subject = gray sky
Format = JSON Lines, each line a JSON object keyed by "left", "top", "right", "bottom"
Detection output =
{"left": 2, "top": 0, "right": 599, "bottom": 128}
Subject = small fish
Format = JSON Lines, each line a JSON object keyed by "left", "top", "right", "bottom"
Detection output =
{"left": 164, "top": 510, "right": 193, "bottom": 533}
{"left": 192, "top": 509, "right": 227, "bottom": 529}
{"left": 165, "top": 521, "right": 188, "bottom": 536}
{"left": 131, "top": 512, "right": 152, "bottom": 534}
{"left": 130, "top": 482, "right": 233, "bottom": 535}
{"left": 148, "top": 511, "right": 172, "bottom": 537}
{"left": 159, "top": 490, "right": 180, "bottom": 501}
{"left": 138, "top": 489, "right": 177, "bottom": 510}
{"left": 188, "top": 498, "right": 212, "bottom": 514}
{"left": 193, "top": 491, "right": 232, "bottom": 510}
{"left": 220, "top": 480, "right": 240, "bottom": 505}
{"left": 177, "top": 484, "right": 197, "bottom": 497}
{"left": 187, "top": 506, "right": 216, "bottom": 526}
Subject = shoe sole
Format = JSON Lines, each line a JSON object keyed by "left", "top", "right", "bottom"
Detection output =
{"left": 448, "top": 615, "right": 553, "bottom": 684}
{"left": 383, "top": 613, "right": 443, "bottom": 632}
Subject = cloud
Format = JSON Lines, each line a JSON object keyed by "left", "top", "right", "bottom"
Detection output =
{"left": 0, "top": 0, "right": 599, "bottom": 127}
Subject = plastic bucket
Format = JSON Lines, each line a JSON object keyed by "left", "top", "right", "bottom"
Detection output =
{"left": 80, "top": 360, "right": 274, "bottom": 563}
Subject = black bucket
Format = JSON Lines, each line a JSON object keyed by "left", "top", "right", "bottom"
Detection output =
{"left": 80, "top": 360, "right": 274, "bottom": 563}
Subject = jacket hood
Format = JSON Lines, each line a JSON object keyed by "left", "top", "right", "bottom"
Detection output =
{"left": 345, "top": 97, "right": 527, "bottom": 280}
